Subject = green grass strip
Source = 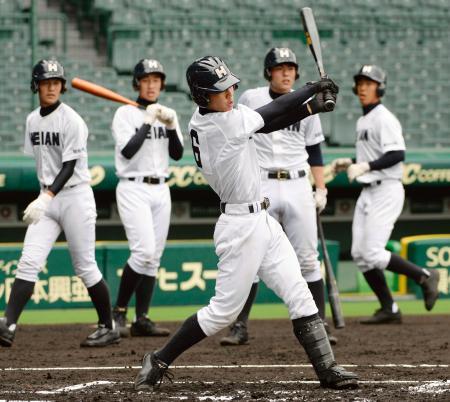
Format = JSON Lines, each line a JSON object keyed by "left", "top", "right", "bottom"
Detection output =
{"left": 1, "top": 299, "right": 448, "bottom": 325}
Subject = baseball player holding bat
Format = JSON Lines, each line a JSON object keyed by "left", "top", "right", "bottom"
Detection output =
{"left": 220, "top": 47, "right": 337, "bottom": 347}
{"left": 111, "top": 59, "right": 183, "bottom": 337}
{"left": 135, "top": 56, "right": 358, "bottom": 390}
{"left": 0, "top": 59, "right": 120, "bottom": 348}
{"left": 331, "top": 65, "right": 440, "bottom": 324}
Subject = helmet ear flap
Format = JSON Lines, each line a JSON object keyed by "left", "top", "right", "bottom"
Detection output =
{"left": 352, "top": 82, "right": 357, "bottom": 95}
{"left": 376, "top": 82, "right": 385, "bottom": 97}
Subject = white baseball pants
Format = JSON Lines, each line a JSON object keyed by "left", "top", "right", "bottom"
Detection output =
{"left": 351, "top": 180, "right": 405, "bottom": 273}
{"left": 197, "top": 210, "right": 318, "bottom": 336}
{"left": 16, "top": 184, "right": 102, "bottom": 288}
{"left": 116, "top": 179, "right": 171, "bottom": 276}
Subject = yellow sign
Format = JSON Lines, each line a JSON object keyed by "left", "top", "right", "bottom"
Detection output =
{"left": 403, "top": 163, "right": 450, "bottom": 185}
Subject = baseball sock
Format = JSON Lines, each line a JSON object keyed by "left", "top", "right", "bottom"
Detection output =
{"left": 5, "top": 278, "right": 35, "bottom": 326}
{"left": 156, "top": 314, "right": 206, "bottom": 365}
{"left": 307, "top": 279, "right": 325, "bottom": 320}
{"left": 236, "top": 282, "right": 258, "bottom": 323}
{"left": 135, "top": 274, "right": 156, "bottom": 318}
{"left": 386, "top": 253, "right": 430, "bottom": 284}
{"left": 115, "top": 263, "right": 142, "bottom": 308}
{"left": 363, "top": 269, "right": 394, "bottom": 311}
{"left": 88, "top": 279, "right": 113, "bottom": 329}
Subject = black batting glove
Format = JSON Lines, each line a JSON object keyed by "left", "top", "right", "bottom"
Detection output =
{"left": 307, "top": 90, "right": 338, "bottom": 114}
{"left": 307, "top": 78, "right": 339, "bottom": 95}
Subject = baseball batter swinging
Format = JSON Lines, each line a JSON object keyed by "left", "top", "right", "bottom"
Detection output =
{"left": 220, "top": 47, "right": 337, "bottom": 346}
{"left": 134, "top": 56, "right": 358, "bottom": 390}
{"left": 331, "top": 65, "right": 440, "bottom": 324}
{"left": 111, "top": 59, "right": 183, "bottom": 337}
{"left": 0, "top": 60, "right": 120, "bottom": 347}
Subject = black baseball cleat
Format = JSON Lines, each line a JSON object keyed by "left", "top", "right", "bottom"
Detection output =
{"left": 360, "top": 308, "right": 402, "bottom": 325}
{"left": 112, "top": 307, "right": 129, "bottom": 338}
{"left": 421, "top": 270, "right": 440, "bottom": 311}
{"left": 319, "top": 363, "right": 359, "bottom": 389}
{"left": 135, "top": 352, "right": 174, "bottom": 390}
{"left": 323, "top": 322, "right": 338, "bottom": 346}
{"left": 0, "top": 318, "right": 15, "bottom": 347}
{"left": 220, "top": 321, "right": 249, "bottom": 346}
{"left": 130, "top": 316, "right": 170, "bottom": 337}
{"left": 80, "top": 324, "right": 121, "bottom": 347}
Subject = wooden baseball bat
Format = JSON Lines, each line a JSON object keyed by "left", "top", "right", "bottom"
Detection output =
{"left": 300, "top": 7, "right": 335, "bottom": 111}
{"left": 71, "top": 77, "right": 139, "bottom": 107}
{"left": 316, "top": 211, "right": 345, "bottom": 329}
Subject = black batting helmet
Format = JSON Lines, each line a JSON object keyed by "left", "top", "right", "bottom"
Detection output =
{"left": 186, "top": 56, "right": 240, "bottom": 107}
{"left": 30, "top": 59, "right": 66, "bottom": 93}
{"left": 264, "top": 47, "right": 299, "bottom": 81}
{"left": 132, "top": 59, "right": 166, "bottom": 90}
{"left": 352, "top": 64, "right": 386, "bottom": 97}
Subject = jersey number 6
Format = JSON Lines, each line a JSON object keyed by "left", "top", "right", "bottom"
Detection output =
{"left": 190, "top": 129, "right": 202, "bottom": 168}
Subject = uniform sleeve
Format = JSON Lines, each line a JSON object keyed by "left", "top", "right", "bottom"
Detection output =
{"left": 23, "top": 115, "right": 34, "bottom": 156}
{"left": 222, "top": 104, "right": 264, "bottom": 140}
{"left": 112, "top": 107, "right": 138, "bottom": 151}
{"left": 379, "top": 114, "right": 405, "bottom": 153}
{"left": 62, "top": 115, "right": 88, "bottom": 162}
{"left": 303, "top": 114, "right": 325, "bottom": 146}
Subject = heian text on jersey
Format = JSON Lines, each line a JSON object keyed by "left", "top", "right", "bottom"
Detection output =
{"left": 30, "top": 131, "right": 60, "bottom": 146}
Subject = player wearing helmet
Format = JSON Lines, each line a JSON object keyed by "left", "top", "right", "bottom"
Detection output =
{"left": 331, "top": 65, "right": 440, "bottom": 324}
{"left": 220, "top": 47, "right": 336, "bottom": 347}
{"left": 111, "top": 59, "right": 183, "bottom": 338}
{"left": 134, "top": 56, "right": 358, "bottom": 391}
{"left": 0, "top": 60, "right": 120, "bottom": 348}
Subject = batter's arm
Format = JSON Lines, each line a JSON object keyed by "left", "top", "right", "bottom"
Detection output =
{"left": 47, "top": 159, "right": 77, "bottom": 195}
{"left": 256, "top": 80, "right": 338, "bottom": 133}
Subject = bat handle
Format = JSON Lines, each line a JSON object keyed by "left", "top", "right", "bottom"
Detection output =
{"left": 323, "top": 90, "right": 335, "bottom": 111}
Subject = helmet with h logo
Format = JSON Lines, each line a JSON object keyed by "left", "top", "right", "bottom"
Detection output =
{"left": 133, "top": 58, "right": 166, "bottom": 90}
{"left": 352, "top": 64, "right": 386, "bottom": 97}
{"left": 30, "top": 59, "right": 66, "bottom": 93}
{"left": 264, "top": 47, "right": 299, "bottom": 80}
{"left": 186, "top": 56, "right": 240, "bottom": 107}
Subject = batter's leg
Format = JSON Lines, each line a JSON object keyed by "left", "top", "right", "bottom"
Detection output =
{"left": 258, "top": 217, "right": 357, "bottom": 389}
{"left": 219, "top": 282, "right": 258, "bottom": 346}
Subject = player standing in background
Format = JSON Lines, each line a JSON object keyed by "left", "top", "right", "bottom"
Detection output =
{"left": 0, "top": 59, "right": 120, "bottom": 348}
{"left": 111, "top": 59, "right": 183, "bottom": 337}
{"left": 331, "top": 65, "right": 440, "bottom": 324}
{"left": 135, "top": 56, "right": 358, "bottom": 390}
{"left": 220, "top": 47, "right": 336, "bottom": 346}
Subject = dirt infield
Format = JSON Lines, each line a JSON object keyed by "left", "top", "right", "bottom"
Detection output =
{"left": 0, "top": 315, "right": 449, "bottom": 401}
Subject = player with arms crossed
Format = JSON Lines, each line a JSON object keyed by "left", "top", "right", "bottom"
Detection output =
{"left": 220, "top": 47, "right": 336, "bottom": 346}
{"left": 0, "top": 60, "right": 119, "bottom": 347}
{"left": 332, "top": 65, "right": 440, "bottom": 324}
{"left": 134, "top": 56, "right": 358, "bottom": 390}
{"left": 111, "top": 59, "right": 183, "bottom": 337}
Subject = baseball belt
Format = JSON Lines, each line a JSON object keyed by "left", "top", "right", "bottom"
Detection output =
{"left": 220, "top": 197, "right": 270, "bottom": 215}
{"left": 127, "top": 177, "right": 168, "bottom": 184}
{"left": 265, "top": 169, "right": 307, "bottom": 180}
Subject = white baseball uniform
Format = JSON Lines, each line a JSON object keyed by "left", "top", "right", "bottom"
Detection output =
{"left": 351, "top": 104, "right": 405, "bottom": 272}
{"left": 189, "top": 104, "right": 317, "bottom": 336}
{"left": 18, "top": 102, "right": 102, "bottom": 288}
{"left": 112, "top": 104, "right": 184, "bottom": 276}
{"left": 239, "top": 86, "right": 324, "bottom": 282}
